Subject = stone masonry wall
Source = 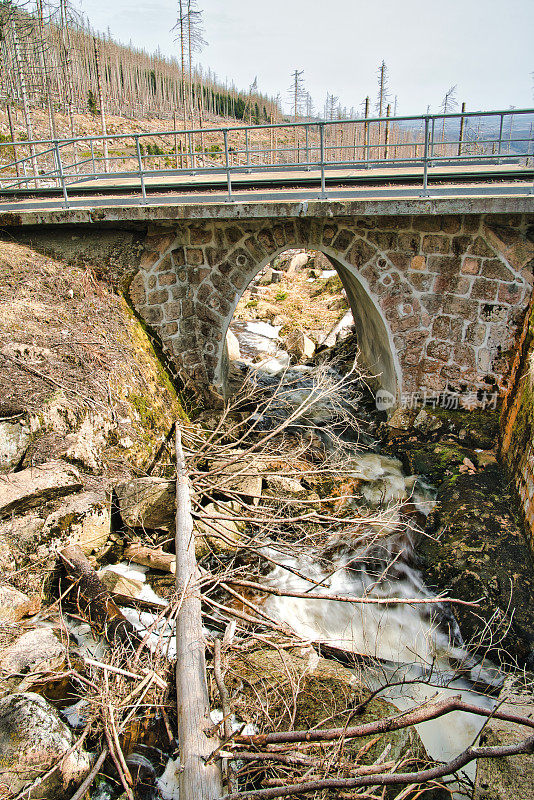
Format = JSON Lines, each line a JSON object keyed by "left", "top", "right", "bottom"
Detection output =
{"left": 128, "top": 213, "right": 534, "bottom": 402}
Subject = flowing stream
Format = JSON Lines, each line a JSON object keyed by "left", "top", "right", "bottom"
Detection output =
{"left": 227, "top": 319, "right": 502, "bottom": 795}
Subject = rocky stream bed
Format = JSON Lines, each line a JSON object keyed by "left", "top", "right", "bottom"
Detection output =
{"left": 0, "top": 243, "right": 533, "bottom": 800}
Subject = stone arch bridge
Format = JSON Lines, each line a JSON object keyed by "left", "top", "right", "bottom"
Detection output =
{"left": 125, "top": 204, "right": 534, "bottom": 404}
{"left": 2, "top": 199, "right": 533, "bottom": 405}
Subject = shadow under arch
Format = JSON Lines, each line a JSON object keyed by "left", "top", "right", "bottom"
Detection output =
{"left": 214, "top": 244, "right": 402, "bottom": 401}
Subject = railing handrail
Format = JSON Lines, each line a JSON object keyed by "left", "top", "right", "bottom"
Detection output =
{"left": 0, "top": 107, "right": 532, "bottom": 151}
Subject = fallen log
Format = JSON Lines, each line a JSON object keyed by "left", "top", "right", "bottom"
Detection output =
{"left": 59, "top": 544, "right": 143, "bottom": 652}
{"left": 124, "top": 542, "right": 176, "bottom": 574}
{"left": 175, "top": 426, "right": 223, "bottom": 800}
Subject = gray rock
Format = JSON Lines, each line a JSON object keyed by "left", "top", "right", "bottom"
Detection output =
{"left": 474, "top": 680, "right": 534, "bottom": 799}
{"left": 210, "top": 450, "right": 263, "bottom": 505}
{"left": 0, "top": 585, "right": 40, "bottom": 623}
{"left": 43, "top": 491, "right": 111, "bottom": 556}
{"left": 195, "top": 500, "right": 245, "bottom": 558}
{"left": 63, "top": 412, "right": 111, "bottom": 472}
{"left": 413, "top": 408, "right": 444, "bottom": 434}
{"left": 0, "top": 692, "right": 91, "bottom": 799}
{"left": 0, "top": 460, "right": 83, "bottom": 519}
{"left": 284, "top": 330, "right": 315, "bottom": 361}
{"left": 100, "top": 569, "right": 144, "bottom": 598}
{"left": 0, "top": 419, "right": 30, "bottom": 473}
{"left": 0, "top": 627, "right": 67, "bottom": 677}
{"left": 115, "top": 477, "right": 175, "bottom": 530}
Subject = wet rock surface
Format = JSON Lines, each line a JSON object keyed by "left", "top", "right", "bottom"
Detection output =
{"left": 420, "top": 464, "right": 534, "bottom": 667}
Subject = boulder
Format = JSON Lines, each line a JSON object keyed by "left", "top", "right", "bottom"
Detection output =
{"left": 0, "top": 418, "right": 30, "bottom": 472}
{"left": 115, "top": 477, "right": 175, "bottom": 530}
{"left": 43, "top": 491, "right": 111, "bottom": 556}
{"left": 63, "top": 412, "right": 111, "bottom": 472}
{"left": 100, "top": 569, "right": 143, "bottom": 598}
{"left": 0, "top": 692, "right": 91, "bottom": 799}
{"left": 286, "top": 252, "right": 309, "bottom": 275}
{"left": 0, "top": 627, "right": 67, "bottom": 677}
{"left": 195, "top": 500, "right": 245, "bottom": 558}
{"left": 0, "top": 460, "right": 83, "bottom": 519}
{"left": 222, "top": 645, "right": 430, "bottom": 772}
{"left": 0, "top": 585, "right": 40, "bottom": 623}
{"left": 265, "top": 474, "right": 306, "bottom": 496}
{"left": 209, "top": 451, "right": 263, "bottom": 505}
{"left": 474, "top": 680, "right": 534, "bottom": 799}
{"left": 225, "top": 328, "right": 241, "bottom": 361}
{"left": 284, "top": 329, "right": 315, "bottom": 361}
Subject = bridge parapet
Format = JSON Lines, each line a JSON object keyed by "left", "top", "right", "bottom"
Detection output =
{"left": 127, "top": 211, "right": 534, "bottom": 403}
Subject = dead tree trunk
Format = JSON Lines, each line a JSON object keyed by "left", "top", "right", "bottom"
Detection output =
{"left": 60, "top": 544, "right": 142, "bottom": 652}
{"left": 175, "top": 426, "right": 223, "bottom": 800}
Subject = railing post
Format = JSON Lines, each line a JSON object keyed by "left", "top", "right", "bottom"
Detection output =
{"left": 188, "top": 131, "right": 195, "bottom": 171}
{"left": 458, "top": 102, "right": 466, "bottom": 156}
{"left": 135, "top": 135, "right": 147, "bottom": 204}
{"left": 497, "top": 113, "right": 504, "bottom": 163}
{"left": 319, "top": 123, "right": 326, "bottom": 199}
{"left": 223, "top": 129, "right": 232, "bottom": 202}
{"left": 54, "top": 140, "right": 69, "bottom": 209}
{"left": 90, "top": 139, "right": 96, "bottom": 174}
{"left": 305, "top": 125, "right": 310, "bottom": 169}
{"left": 384, "top": 105, "right": 391, "bottom": 160}
{"left": 245, "top": 128, "right": 249, "bottom": 168}
{"left": 421, "top": 115, "right": 430, "bottom": 197}
{"left": 429, "top": 117, "right": 435, "bottom": 166}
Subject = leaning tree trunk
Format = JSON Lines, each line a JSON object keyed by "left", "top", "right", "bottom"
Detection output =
{"left": 175, "top": 426, "right": 223, "bottom": 800}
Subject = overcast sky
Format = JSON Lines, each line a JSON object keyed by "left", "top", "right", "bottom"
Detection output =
{"left": 77, "top": 0, "right": 533, "bottom": 115}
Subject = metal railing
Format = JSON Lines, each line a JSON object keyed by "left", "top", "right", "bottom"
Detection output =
{"left": 0, "top": 107, "right": 533, "bottom": 207}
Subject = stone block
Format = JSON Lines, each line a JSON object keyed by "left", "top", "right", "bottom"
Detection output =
{"left": 171, "top": 246, "right": 185, "bottom": 266}
{"left": 426, "top": 340, "right": 451, "bottom": 361}
{"left": 469, "top": 236, "right": 495, "bottom": 257}
{"left": 422, "top": 234, "right": 450, "bottom": 254}
{"left": 465, "top": 322, "right": 487, "bottom": 347}
{"left": 158, "top": 272, "right": 177, "bottom": 287}
{"left": 431, "top": 315, "right": 451, "bottom": 339}
{"left": 472, "top": 278, "right": 499, "bottom": 301}
{"left": 412, "top": 215, "right": 442, "bottom": 232}
{"left": 185, "top": 247, "right": 204, "bottom": 266}
{"left": 147, "top": 289, "right": 169, "bottom": 305}
{"left": 462, "top": 215, "right": 481, "bottom": 233}
{"left": 115, "top": 477, "right": 175, "bottom": 530}
{"left": 440, "top": 215, "right": 461, "bottom": 233}
{"left": 0, "top": 585, "right": 40, "bottom": 623}
{"left": 398, "top": 233, "right": 421, "bottom": 252}
{"left": 410, "top": 255, "right": 426, "bottom": 270}
{"left": 0, "top": 692, "right": 91, "bottom": 799}
{"left": 348, "top": 239, "right": 375, "bottom": 269}
{"left": 461, "top": 257, "right": 481, "bottom": 275}
{"left": 332, "top": 228, "right": 354, "bottom": 252}
{"left": 367, "top": 230, "right": 398, "bottom": 250}
{"left": 0, "top": 419, "right": 30, "bottom": 473}
{"left": 498, "top": 282, "right": 523, "bottom": 304}
{"left": 409, "top": 272, "right": 432, "bottom": 291}
{"left": 128, "top": 272, "right": 146, "bottom": 305}
{"left": 481, "top": 259, "right": 514, "bottom": 282}
{"left": 147, "top": 275, "right": 157, "bottom": 289}
{"left": 225, "top": 225, "right": 244, "bottom": 245}
{"left": 189, "top": 225, "right": 213, "bottom": 245}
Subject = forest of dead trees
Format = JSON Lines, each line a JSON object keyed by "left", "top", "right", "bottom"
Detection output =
{"left": 0, "top": 0, "right": 282, "bottom": 147}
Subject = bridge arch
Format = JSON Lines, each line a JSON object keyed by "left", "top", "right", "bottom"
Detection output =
{"left": 128, "top": 214, "right": 532, "bottom": 405}
{"left": 216, "top": 243, "right": 402, "bottom": 400}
